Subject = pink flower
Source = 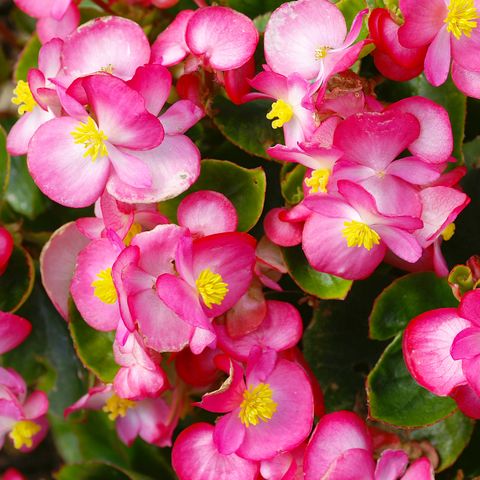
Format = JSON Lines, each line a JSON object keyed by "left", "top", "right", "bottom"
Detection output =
{"left": 398, "top": 0, "right": 480, "bottom": 97}
{"left": 304, "top": 411, "right": 434, "bottom": 480}
{"left": 0, "top": 228, "right": 14, "bottom": 276}
{"left": 264, "top": 0, "right": 369, "bottom": 93}
{"left": 302, "top": 180, "right": 423, "bottom": 280}
{"left": 196, "top": 350, "right": 314, "bottom": 461}
{"left": 404, "top": 289, "right": 480, "bottom": 418}
{"left": 172, "top": 422, "right": 259, "bottom": 480}
{"left": 14, "top": 0, "right": 72, "bottom": 21}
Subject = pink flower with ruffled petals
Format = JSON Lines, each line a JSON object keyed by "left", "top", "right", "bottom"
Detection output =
{"left": 404, "top": 289, "right": 480, "bottom": 418}
{"left": 195, "top": 349, "right": 314, "bottom": 461}
{"left": 398, "top": 0, "right": 480, "bottom": 97}
{"left": 264, "top": 0, "right": 369, "bottom": 93}
{"left": 302, "top": 180, "right": 423, "bottom": 280}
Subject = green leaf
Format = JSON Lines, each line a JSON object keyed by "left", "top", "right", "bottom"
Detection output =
{"left": 369, "top": 272, "right": 458, "bottom": 341}
{"left": 463, "top": 135, "right": 480, "bottom": 170}
{"left": 282, "top": 246, "right": 352, "bottom": 300}
{"left": 159, "top": 159, "right": 266, "bottom": 232}
{"left": 280, "top": 163, "right": 305, "bottom": 205}
{"left": 14, "top": 34, "right": 41, "bottom": 82}
{"left": 303, "top": 269, "right": 394, "bottom": 410}
{"left": 0, "top": 125, "right": 11, "bottom": 203}
{"left": 336, "top": 0, "right": 368, "bottom": 37}
{"left": 3, "top": 282, "right": 87, "bottom": 416}
{"left": 6, "top": 156, "right": 50, "bottom": 220}
{"left": 225, "top": 0, "right": 283, "bottom": 18}
{"left": 69, "top": 301, "right": 118, "bottom": 383}
{"left": 367, "top": 334, "right": 457, "bottom": 427}
{"left": 0, "top": 245, "right": 34, "bottom": 312}
{"left": 55, "top": 462, "right": 152, "bottom": 480}
{"left": 211, "top": 97, "right": 284, "bottom": 160}
{"left": 409, "top": 410, "right": 474, "bottom": 471}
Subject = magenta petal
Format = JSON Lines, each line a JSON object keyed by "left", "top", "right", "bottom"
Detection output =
{"left": 424, "top": 27, "right": 451, "bottom": 87}
{"left": 64, "top": 384, "right": 112, "bottom": 417}
{"left": 386, "top": 158, "right": 441, "bottom": 184}
{"left": 403, "top": 308, "right": 471, "bottom": 396}
{"left": 401, "top": 457, "right": 434, "bottom": 480}
{"left": 452, "top": 62, "right": 480, "bottom": 98}
{"left": 23, "top": 391, "right": 49, "bottom": 419}
{"left": 213, "top": 411, "right": 246, "bottom": 455}
{"left": 40, "top": 222, "right": 89, "bottom": 319}
{"left": 373, "top": 225, "right": 422, "bottom": 264}
{"left": 172, "top": 423, "right": 259, "bottom": 480}
{"left": 321, "top": 449, "right": 375, "bottom": 480}
{"left": 116, "top": 409, "right": 140, "bottom": 446}
{"left": 451, "top": 327, "right": 480, "bottom": 360}
{"left": 178, "top": 191, "right": 238, "bottom": 237}
{"left": 156, "top": 274, "right": 211, "bottom": 330}
{"left": 62, "top": 17, "right": 150, "bottom": 82}
{"left": 264, "top": 208, "right": 303, "bottom": 247}
{"left": 374, "top": 450, "right": 408, "bottom": 480}
{"left": 160, "top": 100, "right": 205, "bottom": 135}
{"left": 451, "top": 384, "right": 480, "bottom": 419}
{"left": 0, "top": 312, "right": 31, "bottom": 354}
{"left": 304, "top": 411, "right": 372, "bottom": 480}
{"left": 106, "top": 144, "right": 152, "bottom": 190}
{"left": 462, "top": 355, "right": 480, "bottom": 397}
{"left": 28, "top": 117, "right": 110, "bottom": 207}
{"left": 186, "top": 7, "right": 258, "bottom": 71}
{"left": 458, "top": 289, "right": 480, "bottom": 326}
{"left": 37, "top": 3, "right": 79, "bottom": 43}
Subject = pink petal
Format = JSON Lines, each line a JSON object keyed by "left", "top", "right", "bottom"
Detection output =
{"left": 185, "top": 7, "right": 258, "bottom": 71}
{"left": 374, "top": 450, "right": 408, "bottom": 480}
{"left": 403, "top": 308, "right": 471, "bottom": 396}
{"left": 62, "top": 17, "right": 150, "bottom": 82}
{"left": 38, "top": 37, "right": 63, "bottom": 77}
{"left": 64, "top": 384, "right": 113, "bottom": 417}
{"left": 37, "top": 3, "right": 79, "bottom": 43}
{"left": 388, "top": 96, "right": 453, "bottom": 164}
{"left": 23, "top": 391, "right": 49, "bottom": 419}
{"left": 451, "top": 27, "right": 480, "bottom": 72}
{"left": 172, "top": 423, "right": 259, "bottom": 480}
{"left": 451, "top": 384, "right": 480, "bottom": 419}
{"left": 424, "top": 27, "right": 451, "bottom": 87}
{"left": 451, "top": 327, "right": 480, "bottom": 360}
{"left": 116, "top": 409, "right": 140, "bottom": 446}
{"left": 401, "top": 457, "right": 434, "bottom": 480}
{"left": 40, "top": 222, "right": 89, "bottom": 319}
{"left": 373, "top": 225, "right": 422, "bottom": 264}
{"left": 320, "top": 449, "right": 375, "bottom": 480}
{"left": 264, "top": 208, "right": 303, "bottom": 247}
{"left": 213, "top": 410, "right": 246, "bottom": 455}
{"left": 178, "top": 191, "right": 238, "bottom": 237}
{"left": 106, "top": 144, "right": 152, "bottom": 190}
{"left": 451, "top": 62, "right": 480, "bottom": 99}
{"left": 159, "top": 100, "right": 204, "bottom": 135}
{"left": 462, "top": 355, "right": 480, "bottom": 398}
{"left": 27, "top": 117, "right": 110, "bottom": 207}
{"left": 127, "top": 64, "right": 172, "bottom": 116}
{"left": 458, "top": 289, "right": 480, "bottom": 326}
{"left": 0, "top": 313, "right": 31, "bottom": 354}
{"left": 304, "top": 411, "right": 372, "bottom": 480}
{"left": 264, "top": 0, "right": 347, "bottom": 80}
{"left": 387, "top": 158, "right": 441, "bottom": 184}
{"left": 151, "top": 10, "right": 194, "bottom": 66}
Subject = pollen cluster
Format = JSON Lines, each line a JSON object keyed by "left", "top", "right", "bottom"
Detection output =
{"left": 239, "top": 383, "right": 278, "bottom": 427}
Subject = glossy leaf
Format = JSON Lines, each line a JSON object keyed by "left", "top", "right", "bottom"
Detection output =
{"left": 282, "top": 245, "right": 352, "bottom": 300}
{"left": 55, "top": 462, "right": 152, "bottom": 480}
{"left": 159, "top": 159, "right": 266, "bottom": 231}
{"left": 14, "top": 34, "right": 41, "bottom": 82}
{"left": 212, "top": 97, "right": 284, "bottom": 160}
{"left": 367, "top": 334, "right": 457, "bottom": 427}
{"left": 0, "top": 125, "right": 10, "bottom": 203}
{"left": 369, "top": 272, "right": 458, "bottom": 341}
{"left": 280, "top": 163, "right": 305, "bottom": 205}
{"left": 0, "top": 245, "right": 34, "bottom": 312}
{"left": 226, "top": 0, "right": 284, "bottom": 18}
{"left": 68, "top": 301, "right": 118, "bottom": 383}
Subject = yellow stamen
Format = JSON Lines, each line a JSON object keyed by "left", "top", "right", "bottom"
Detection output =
{"left": 195, "top": 268, "right": 228, "bottom": 308}
{"left": 91, "top": 267, "right": 117, "bottom": 304}
{"left": 9, "top": 420, "right": 41, "bottom": 449}
{"left": 71, "top": 117, "right": 109, "bottom": 161}
{"left": 304, "top": 169, "right": 330, "bottom": 193}
{"left": 100, "top": 64, "right": 114, "bottom": 74}
{"left": 239, "top": 383, "right": 277, "bottom": 427}
{"left": 124, "top": 222, "right": 142, "bottom": 246}
{"left": 445, "top": 0, "right": 479, "bottom": 39}
{"left": 102, "top": 394, "right": 135, "bottom": 421}
{"left": 11, "top": 80, "right": 36, "bottom": 115}
{"left": 315, "top": 46, "right": 331, "bottom": 60}
{"left": 342, "top": 220, "right": 380, "bottom": 250}
{"left": 441, "top": 223, "right": 456, "bottom": 241}
{"left": 266, "top": 99, "right": 293, "bottom": 129}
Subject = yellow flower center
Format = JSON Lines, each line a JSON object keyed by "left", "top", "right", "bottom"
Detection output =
{"left": 315, "top": 46, "right": 331, "bottom": 60}
{"left": 304, "top": 169, "right": 330, "bottom": 194}
{"left": 266, "top": 99, "right": 293, "bottom": 129}
{"left": 71, "top": 117, "right": 109, "bottom": 161}
{"left": 124, "top": 222, "right": 142, "bottom": 246}
{"left": 342, "top": 220, "right": 381, "bottom": 250}
{"left": 239, "top": 383, "right": 277, "bottom": 427}
{"left": 195, "top": 268, "right": 229, "bottom": 309}
{"left": 9, "top": 420, "right": 41, "bottom": 450}
{"left": 102, "top": 394, "right": 136, "bottom": 421}
{"left": 91, "top": 267, "right": 117, "bottom": 304}
{"left": 11, "top": 80, "right": 37, "bottom": 115}
{"left": 445, "top": 0, "right": 479, "bottom": 39}
{"left": 441, "top": 222, "right": 456, "bottom": 241}
{"left": 100, "top": 64, "right": 114, "bottom": 74}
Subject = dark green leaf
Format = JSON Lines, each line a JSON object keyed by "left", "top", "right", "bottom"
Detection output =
{"left": 14, "top": 34, "right": 41, "bottom": 82}
{"left": 211, "top": 97, "right": 284, "bottom": 160}
{"left": 282, "top": 246, "right": 352, "bottom": 300}
{"left": 6, "top": 156, "right": 50, "bottom": 220}
{"left": 367, "top": 334, "right": 457, "bottom": 427}
{"left": 159, "top": 159, "right": 266, "bottom": 232}
{"left": 69, "top": 301, "right": 118, "bottom": 383}
{"left": 409, "top": 410, "right": 474, "bottom": 471}
{"left": 225, "top": 0, "right": 283, "bottom": 18}
{"left": 369, "top": 272, "right": 458, "bottom": 341}
{"left": 55, "top": 462, "right": 152, "bottom": 480}
{"left": 0, "top": 125, "right": 10, "bottom": 203}
{"left": 280, "top": 163, "right": 305, "bottom": 205}
{"left": 463, "top": 136, "right": 480, "bottom": 170}
{"left": 0, "top": 245, "right": 34, "bottom": 312}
